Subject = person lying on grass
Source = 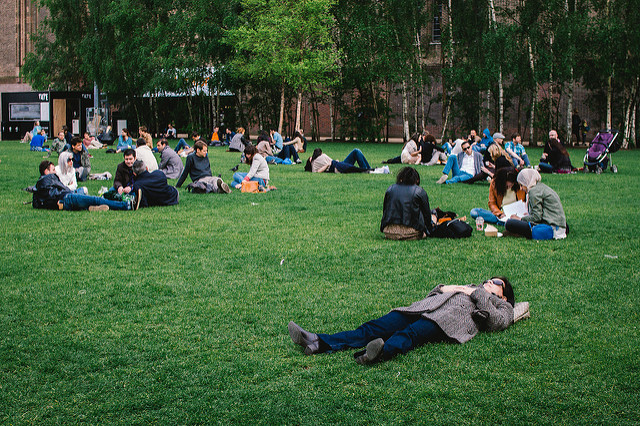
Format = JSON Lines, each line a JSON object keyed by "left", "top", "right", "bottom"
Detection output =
{"left": 288, "top": 277, "right": 514, "bottom": 365}
{"left": 32, "top": 160, "right": 138, "bottom": 211}
{"left": 305, "top": 148, "right": 372, "bottom": 173}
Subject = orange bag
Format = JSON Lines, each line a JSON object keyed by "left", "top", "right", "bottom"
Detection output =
{"left": 240, "top": 180, "right": 259, "bottom": 193}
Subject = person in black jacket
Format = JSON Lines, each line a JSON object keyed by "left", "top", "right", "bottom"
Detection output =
{"left": 32, "top": 161, "right": 135, "bottom": 211}
{"left": 113, "top": 149, "right": 136, "bottom": 195}
{"left": 380, "top": 167, "right": 433, "bottom": 240}
{"left": 131, "top": 160, "right": 179, "bottom": 208}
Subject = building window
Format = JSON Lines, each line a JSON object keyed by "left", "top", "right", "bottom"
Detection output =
{"left": 432, "top": 3, "right": 442, "bottom": 44}
{"left": 10, "top": 103, "right": 41, "bottom": 121}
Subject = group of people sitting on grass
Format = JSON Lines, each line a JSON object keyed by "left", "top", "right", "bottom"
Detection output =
{"left": 29, "top": 125, "right": 567, "bottom": 242}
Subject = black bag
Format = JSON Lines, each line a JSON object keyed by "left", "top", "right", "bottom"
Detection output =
{"left": 433, "top": 219, "right": 473, "bottom": 239}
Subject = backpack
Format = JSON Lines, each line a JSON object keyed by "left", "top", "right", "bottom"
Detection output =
{"left": 433, "top": 218, "right": 473, "bottom": 239}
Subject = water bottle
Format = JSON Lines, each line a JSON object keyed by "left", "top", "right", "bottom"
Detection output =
{"left": 476, "top": 216, "right": 484, "bottom": 231}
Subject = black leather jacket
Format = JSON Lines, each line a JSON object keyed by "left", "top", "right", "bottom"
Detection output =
{"left": 32, "top": 174, "right": 71, "bottom": 209}
{"left": 380, "top": 184, "right": 433, "bottom": 235}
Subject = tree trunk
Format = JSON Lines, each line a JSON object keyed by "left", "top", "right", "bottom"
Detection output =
{"left": 486, "top": 89, "right": 491, "bottom": 130}
{"left": 329, "top": 98, "right": 334, "bottom": 142}
{"left": 607, "top": 74, "right": 613, "bottom": 131}
{"left": 488, "top": 0, "right": 502, "bottom": 132}
{"left": 216, "top": 83, "right": 220, "bottom": 127}
{"left": 527, "top": 38, "right": 537, "bottom": 146}
{"left": 498, "top": 68, "right": 504, "bottom": 133}
{"left": 278, "top": 84, "right": 285, "bottom": 135}
{"left": 401, "top": 80, "right": 410, "bottom": 140}
{"left": 566, "top": 70, "right": 574, "bottom": 146}
{"left": 630, "top": 103, "right": 637, "bottom": 148}
{"left": 622, "top": 77, "right": 639, "bottom": 148}
{"left": 441, "top": 0, "right": 454, "bottom": 141}
{"left": 295, "top": 91, "right": 302, "bottom": 131}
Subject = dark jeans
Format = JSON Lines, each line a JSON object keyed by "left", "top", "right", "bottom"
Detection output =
{"left": 318, "top": 311, "right": 445, "bottom": 360}
{"left": 175, "top": 138, "right": 190, "bottom": 152}
{"left": 505, "top": 219, "right": 533, "bottom": 238}
{"left": 383, "top": 156, "right": 402, "bottom": 164}
{"left": 277, "top": 145, "right": 300, "bottom": 162}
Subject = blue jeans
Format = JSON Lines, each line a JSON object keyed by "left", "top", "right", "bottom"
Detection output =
{"left": 442, "top": 142, "right": 452, "bottom": 155}
{"left": 175, "top": 138, "right": 190, "bottom": 152}
{"left": 231, "top": 172, "right": 266, "bottom": 187}
{"left": 265, "top": 155, "right": 283, "bottom": 164}
{"left": 441, "top": 155, "right": 473, "bottom": 183}
{"left": 330, "top": 149, "right": 371, "bottom": 173}
{"left": 470, "top": 208, "right": 500, "bottom": 224}
{"left": 62, "top": 193, "right": 130, "bottom": 211}
{"left": 538, "top": 161, "right": 554, "bottom": 173}
{"left": 343, "top": 148, "right": 371, "bottom": 169}
{"left": 510, "top": 153, "right": 531, "bottom": 167}
{"left": 318, "top": 311, "right": 445, "bottom": 360}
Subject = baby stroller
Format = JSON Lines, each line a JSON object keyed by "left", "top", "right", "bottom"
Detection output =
{"left": 583, "top": 130, "right": 620, "bottom": 174}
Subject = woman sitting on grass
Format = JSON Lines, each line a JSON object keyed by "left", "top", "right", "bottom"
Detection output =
{"left": 288, "top": 277, "right": 514, "bottom": 364}
{"left": 470, "top": 167, "right": 526, "bottom": 225}
{"left": 538, "top": 138, "right": 573, "bottom": 173}
{"left": 382, "top": 133, "right": 422, "bottom": 164}
{"left": 464, "top": 143, "right": 512, "bottom": 184}
{"left": 505, "top": 169, "right": 567, "bottom": 240}
{"left": 55, "top": 152, "right": 86, "bottom": 193}
{"left": 401, "top": 133, "right": 422, "bottom": 164}
{"left": 380, "top": 167, "right": 433, "bottom": 240}
{"left": 305, "top": 148, "right": 372, "bottom": 173}
{"left": 116, "top": 129, "right": 134, "bottom": 153}
{"left": 231, "top": 144, "right": 269, "bottom": 189}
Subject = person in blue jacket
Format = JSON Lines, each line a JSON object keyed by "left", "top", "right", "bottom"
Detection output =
{"left": 472, "top": 128, "right": 494, "bottom": 154}
{"left": 131, "top": 160, "right": 179, "bottom": 208}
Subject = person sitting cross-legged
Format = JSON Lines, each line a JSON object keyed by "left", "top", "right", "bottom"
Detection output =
{"left": 288, "top": 277, "right": 514, "bottom": 365}
{"left": 436, "top": 140, "right": 483, "bottom": 184}
{"left": 29, "top": 129, "right": 49, "bottom": 152}
{"left": 130, "top": 160, "right": 179, "bottom": 208}
{"left": 135, "top": 137, "right": 158, "bottom": 172}
{"left": 380, "top": 167, "right": 433, "bottom": 240}
{"left": 55, "top": 151, "right": 86, "bottom": 194}
{"left": 175, "top": 141, "right": 231, "bottom": 193}
{"left": 231, "top": 144, "right": 270, "bottom": 189}
{"left": 32, "top": 160, "right": 137, "bottom": 211}
{"left": 66, "top": 136, "right": 91, "bottom": 181}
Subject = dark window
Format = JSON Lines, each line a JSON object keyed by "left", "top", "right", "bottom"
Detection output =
{"left": 432, "top": 3, "right": 442, "bottom": 44}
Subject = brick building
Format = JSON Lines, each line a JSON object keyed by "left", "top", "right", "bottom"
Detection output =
{"left": 0, "top": 0, "right": 47, "bottom": 93}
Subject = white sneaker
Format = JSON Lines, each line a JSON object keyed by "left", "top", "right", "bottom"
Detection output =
{"left": 436, "top": 174, "right": 448, "bottom": 184}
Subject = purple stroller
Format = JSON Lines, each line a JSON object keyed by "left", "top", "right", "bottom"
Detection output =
{"left": 583, "top": 131, "right": 620, "bottom": 174}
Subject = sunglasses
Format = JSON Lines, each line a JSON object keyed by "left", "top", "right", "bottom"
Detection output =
{"left": 485, "top": 278, "right": 504, "bottom": 288}
{"left": 462, "top": 145, "right": 471, "bottom": 151}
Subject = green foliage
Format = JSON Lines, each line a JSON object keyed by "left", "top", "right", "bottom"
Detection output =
{"left": 19, "top": 0, "right": 639, "bottom": 142}
{"left": 1, "top": 141, "right": 639, "bottom": 423}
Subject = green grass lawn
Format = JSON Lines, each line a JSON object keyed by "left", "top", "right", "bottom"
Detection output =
{"left": 1, "top": 140, "right": 639, "bottom": 424}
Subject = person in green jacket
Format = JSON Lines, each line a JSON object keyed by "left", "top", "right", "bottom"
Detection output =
{"left": 505, "top": 169, "right": 567, "bottom": 239}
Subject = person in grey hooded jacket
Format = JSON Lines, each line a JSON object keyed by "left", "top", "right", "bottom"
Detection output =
{"left": 157, "top": 139, "right": 184, "bottom": 179}
{"left": 288, "top": 277, "right": 514, "bottom": 365}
